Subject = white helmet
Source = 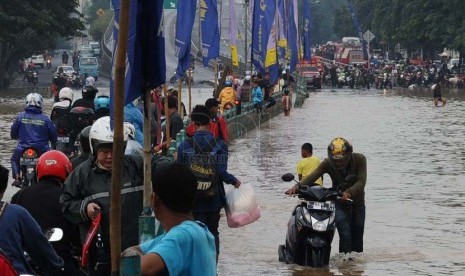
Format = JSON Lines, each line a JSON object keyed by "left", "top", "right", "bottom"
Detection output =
{"left": 25, "top": 93, "right": 43, "bottom": 108}
{"left": 123, "top": 122, "right": 136, "bottom": 140}
{"left": 58, "top": 87, "right": 73, "bottom": 102}
{"left": 85, "top": 76, "right": 95, "bottom": 86}
{"left": 89, "top": 116, "right": 128, "bottom": 154}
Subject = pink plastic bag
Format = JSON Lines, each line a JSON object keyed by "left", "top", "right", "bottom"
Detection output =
{"left": 225, "top": 184, "right": 261, "bottom": 228}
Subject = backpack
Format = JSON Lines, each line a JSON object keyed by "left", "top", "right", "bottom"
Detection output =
{"left": 187, "top": 138, "right": 220, "bottom": 198}
{"left": 0, "top": 202, "right": 19, "bottom": 276}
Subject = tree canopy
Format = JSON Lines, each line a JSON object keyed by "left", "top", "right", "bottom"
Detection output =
{"left": 0, "top": 0, "right": 84, "bottom": 88}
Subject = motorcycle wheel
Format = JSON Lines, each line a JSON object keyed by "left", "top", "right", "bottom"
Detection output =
{"left": 305, "top": 247, "right": 324, "bottom": 267}
{"left": 170, "top": 76, "right": 176, "bottom": 84}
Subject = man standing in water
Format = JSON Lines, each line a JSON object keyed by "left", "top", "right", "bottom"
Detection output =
{"left": 286, "top": 137, "right": 367, "bottom": 254}
{"left": 432, "top": 80, "right": 446, "bottom": 107}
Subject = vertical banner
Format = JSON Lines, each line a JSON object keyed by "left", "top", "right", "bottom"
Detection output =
{"left": 302, "top": 0, "right": 311, "bottom": 61}
{"left": 288, "top": 0, "right": 298, "bottom": 72}
{"left": 277, "top": 0, "right": 287, "bottom": 50}
{"left": 266, "top": 12, "right": 278, "bottom": 84}
{"left": 251, "top": 0, "right": 276, "bottom": 76}
{"left": 175, "top": 0, "right": 196, "bottom": 77}
{"left": 347, "top": 0, "right": 368, "bottom": 59}
{"left": 229, "top": 0, "right": 239, "bottom": 67}
{"left": 110, "top": 0, "right": 166, "bottom": 123}
{"left": 200, "top": 0, "right": 220, "bottom": 67}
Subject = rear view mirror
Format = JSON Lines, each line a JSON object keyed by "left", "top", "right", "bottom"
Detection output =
{"left": 281, "top": 173, "right": 295, "bottom": 182}
{"left": 45, "top": 228, "right": 63, "bottom": 242}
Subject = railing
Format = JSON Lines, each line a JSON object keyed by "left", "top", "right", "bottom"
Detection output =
{"left": 293, "top": 73, "right": 308, "bottom": 108}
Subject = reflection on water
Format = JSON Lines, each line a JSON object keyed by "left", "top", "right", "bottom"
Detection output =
{"left": 1, "top": 87, "right": 465, "bottom": 275}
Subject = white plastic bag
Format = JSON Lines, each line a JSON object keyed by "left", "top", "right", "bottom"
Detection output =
{"left": 225, "top": 183, "right": 261, "bottom": 228}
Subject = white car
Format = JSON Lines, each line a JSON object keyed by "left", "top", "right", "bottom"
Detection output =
{"left": 31, "top": 55, "right": 45, "bottom": 68}
{"left": 55, "top": 65, "right": 75, "bottom": 76}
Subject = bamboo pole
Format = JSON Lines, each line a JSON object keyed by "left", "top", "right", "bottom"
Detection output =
{"left": 163, "top": 84, "right": 171, "bottom": 147}
{"left": 110, "top": 0, "right": 130, "bottom": 274}
{"left": 177, "top": 78, "right": 183, "bottom": 117}
{"left": 188, "top": 69, "right": 192, "bottom": 114}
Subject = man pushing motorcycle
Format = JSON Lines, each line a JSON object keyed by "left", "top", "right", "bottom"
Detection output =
{"left": 286, "top": 137, "right": 367, "bottom": 254}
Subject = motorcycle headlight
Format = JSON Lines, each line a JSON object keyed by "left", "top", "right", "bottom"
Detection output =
{"left": 312, "top": 221, "right": 327, "bottom": 232}
{"left": 303, "top": 208, "right": 311, "bottom": 224}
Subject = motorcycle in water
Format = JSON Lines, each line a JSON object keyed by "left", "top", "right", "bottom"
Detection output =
{"left": 278, "top": 173, "right": 357, "bottom": 267}
{"left": 15, "top": 147, "right": 40, "bottom": 188}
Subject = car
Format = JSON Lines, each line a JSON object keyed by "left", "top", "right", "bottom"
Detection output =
{"left": 31, "top": 55, "right": 45, "bottom": 68}
{"left": 297, "top": 64, "right": 322, "bottom": 89}
{"left": 89, "top": 41, "right": 101, "bottom": 57}
{"left": 79, "top": 46, "right": 94, "bottom": 58}
{"left": 78, "top": 57, "right": 99, "bottom": 80}
{"left": 55, "top": 65, "right": 75, "bottom": 76}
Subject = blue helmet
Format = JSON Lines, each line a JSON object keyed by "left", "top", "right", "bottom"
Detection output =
{"left": 225, "top": 80, "right": 232, "bottom": 86}
{"left": 94, "top": 96, "right": 110, "bottom": 111}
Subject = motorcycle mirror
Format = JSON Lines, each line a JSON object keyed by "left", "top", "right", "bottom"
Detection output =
{"left": 281, "top": 173, "right": 295, "bottom": 182}
{"left": 344, "top": 174, "right": 358, "bottom": 185}
{"left": 45, "top": 228, "right": 63, "bottom": 242}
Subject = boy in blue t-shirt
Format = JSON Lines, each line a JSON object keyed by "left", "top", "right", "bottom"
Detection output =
{"left": 127, "top": 163, "right": 217, "bottom": 276}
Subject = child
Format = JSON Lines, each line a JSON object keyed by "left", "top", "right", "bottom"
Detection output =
{"left": 296, "top": 143, "right": 323, "bottom": 185}
{"left": 282, "top": 88, "right": 292, "bottom": 116}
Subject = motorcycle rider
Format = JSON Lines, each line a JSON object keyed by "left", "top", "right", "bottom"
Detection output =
{"left": 72, "top": 85, "right": 98, "bottom": 110}
{"left": 11, "top": 151, "right": 80, "bottom": 276}
{"left": 62, "top": 51, "right": 69, "bottom": 64}
{"left": 70, "top": 126, "right": 91, "bottom": 169}
{"left": 0, "top": 165, "right": 64, "bottom": 275}
{"left": 10, "top": 93, "right": 57, "bottom": 187}
{"left": 51, "top": 88, "right": 74, "bottom": 151}
{"left": 61, "top": 116, "right": 144, "bottom": 275}
{"left": 218, "top": 80, "right": 237, "bottom": 113}
{"left": 286, "top": 137, "right": 367, "bottom": 254}
{"left": 93, "top": 96, "right": 110, "bottom": 122}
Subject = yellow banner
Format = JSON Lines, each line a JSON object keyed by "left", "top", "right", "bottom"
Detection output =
{"left": 265, "top": 48, "right": 277, "bottom": 68}
{"left": 278, "top": 39, "right": 287, "bottom": 48}
{"left": 231, "top": 45, "right": 239, "bottom": 67}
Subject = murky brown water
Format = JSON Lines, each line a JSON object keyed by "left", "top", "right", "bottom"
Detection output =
{"left": 1, "top": 87, "right": 464, "bottom": 275}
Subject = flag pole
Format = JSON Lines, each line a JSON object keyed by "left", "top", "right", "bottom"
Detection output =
{"left": 163, "top": 84, "right": 171, "bottom": 147}
{"left": 177, "top": 78, "right": 183, "bottom": 117}
{"left": 111, "top": 0, "right": 130, "bottom": 274}
{"left": 188, "top": 69, "right": 192, "bottom": 114}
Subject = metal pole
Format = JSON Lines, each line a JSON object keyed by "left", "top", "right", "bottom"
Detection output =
{"left": 188, "top": 70, "right": 192, "bottom": 114}
{"left": 163, "top": 84, "right": 171, "bottom": 147}
{"left": 244, "top": 0, "right": 249, "bottom": 75}
{"left": 110, "top": 0, "right": 130, "bottom": 274}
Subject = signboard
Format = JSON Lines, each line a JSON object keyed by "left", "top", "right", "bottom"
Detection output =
{"left": 363, "top": 30, "right": 375, "bottom": 43}
{"left": 163, "top": 0, "right": 178, "bottom": 9}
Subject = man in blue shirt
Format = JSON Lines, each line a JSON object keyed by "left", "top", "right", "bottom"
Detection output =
{"left": 127, "top": 163, "right": 216, "bottom": 276}
{"left": 177, "top": 105, "right": 241, "bottom": 259}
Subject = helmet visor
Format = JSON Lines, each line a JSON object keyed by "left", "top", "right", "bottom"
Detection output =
{"left": 329, "top": 153, "right": 351, "bottom": 169}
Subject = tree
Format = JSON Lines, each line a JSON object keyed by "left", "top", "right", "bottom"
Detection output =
{"left": 88, "top": 11, "right": 113, "bottom": 42}
{"left": 0, "top": 0, "right": 84, "bottom": 89}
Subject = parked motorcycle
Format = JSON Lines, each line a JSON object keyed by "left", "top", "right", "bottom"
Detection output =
{"left": 16, "top": 147, "right": 40, "bottom": 188}
{"left": 278, "top": 173, "right": 357, "bottom": 267}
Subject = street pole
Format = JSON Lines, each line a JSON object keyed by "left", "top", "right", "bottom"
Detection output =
{"left": 244, "top": 0, "right": 249, "bottom": 75}
{"left": 111, "top": 0, "right": 130, "bottom": 274}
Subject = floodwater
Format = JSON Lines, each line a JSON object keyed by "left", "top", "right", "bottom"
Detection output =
{"left": 1, "top": 86, "right": 465, "bottom": 275}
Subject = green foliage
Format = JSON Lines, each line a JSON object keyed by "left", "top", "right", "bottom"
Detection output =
{"left": 0, "top": 0, "right": 84, "bottom": 88}
{"left": 84, "top": 0, "right": 111, "bottom": 26}
{"left": 88, "top": 11, "right": 113, "bottom": 42}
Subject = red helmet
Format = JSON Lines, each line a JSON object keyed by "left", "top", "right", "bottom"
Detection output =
{"left": 36, "top": 150, "right": 72, "bottom": 182}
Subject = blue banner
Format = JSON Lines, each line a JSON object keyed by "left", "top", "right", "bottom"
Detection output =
{"left": 302, "top": 0, "right": 311, "bottom": 61}
{"left": 110, "top": 0, "right": 166, "bottom": 124}
{"left": 175, "top": 0, "right": 196, "bottom": 77}
{"left": 200, "top": 0, "right": 220, "bottom": 67}
{"left": 288, "top": 0, "right": 298, "bottom": 72}
{"left": 251, "top": 0, "right": 276, "bottom": 76}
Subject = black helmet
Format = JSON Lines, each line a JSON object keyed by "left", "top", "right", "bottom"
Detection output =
{"left": 327, "top": 137, "right": 353, "bottom": 169}
{"left": 82, "top": 85, "right": 98, "bottom": 100}
{"left": 78, "top": 126, "right": 92, "bottom": 153}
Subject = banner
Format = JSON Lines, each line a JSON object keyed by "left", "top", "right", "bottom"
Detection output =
{"left": 288, "top": 0, "right": 298, "bottom": 72}
{"left": 347, "top": 0, "right": 368, "bottom": 59}
{"left": 267, "top": 12, "right": 279, "bottom": 84}
{"left": 228, "top": 0, "right": 239, "bottom": 67}
{"left": 277, "top": 0, "right": 287, "bottom": 49}
{"left": 110, "top": 0, "right": 166, "bottom": 123}
{"left": 200, "top": 0, "right": 220, "bottom": 67}
{"left": 251, "top": 0, "right": 276, "bottom": 76}
{"left": 175, "top": 0, "right": 196, "bottom": 77}
{"left": 302, "top": 0, "right": 311, "bottom": 60}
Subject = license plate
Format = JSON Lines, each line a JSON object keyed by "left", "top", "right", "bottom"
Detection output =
{"left": 307, "top": 201, "right": 335, "bottom": 211}
{"left": 57, "top": 136, "right": 69, "bottom": 143}
{"left": 85, "top": 68, "right": 92, "bottom": 72}
{"left": 20, "top": 158, "right": 37, "bottom": 165}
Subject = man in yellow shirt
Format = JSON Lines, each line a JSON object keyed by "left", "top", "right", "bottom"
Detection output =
{"left": 296, "top": 143, "right": 322, "bottom": 185}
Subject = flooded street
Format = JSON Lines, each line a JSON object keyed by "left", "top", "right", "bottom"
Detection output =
{"left": 1, "top": 87, "right": 465, "bottom": 275}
